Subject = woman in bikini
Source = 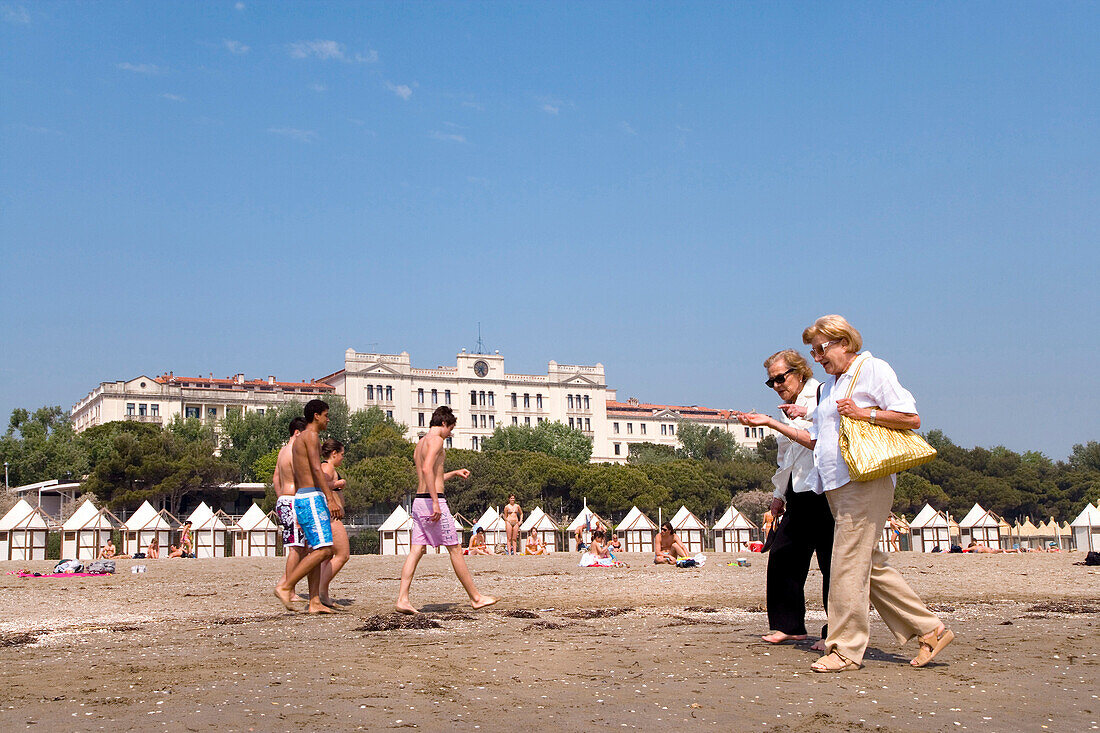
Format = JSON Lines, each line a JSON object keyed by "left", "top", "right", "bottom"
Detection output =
{"left": 319, "top": 439, "right": 350, "bottom": 609}
{"left": 467, "top": 527, "right": 492, "bottom": 555}
{"left": 146, "top": 536, "right": 160, "bottom": 559}
{"left": 502, "top": 495, "right": 523, "bottom": 555}
{"left": 524, "top": 529, "right": 545, "bottom": 555}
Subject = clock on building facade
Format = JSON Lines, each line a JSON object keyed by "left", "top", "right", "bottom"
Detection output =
{"left": 473, "top": 360, "right": 489, "bottom": 377}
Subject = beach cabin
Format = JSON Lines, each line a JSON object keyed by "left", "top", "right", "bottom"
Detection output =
{"left": 474, "top": 506, "right": 508, "bottom": 551}
{"left": 616, "top": 506, "right": 659, "bottom": 553}
{"left": 959, "top": 504, "right": 1003, "bottom": 549}
{"left": 567, "top": 502, "right": 608, "bottom": 551}
{"left": 1017, "top": 517, "right": 1042, "bottom": 550}
{"left": 909, "top": 504, "right": 952, "bottom": 553}
{"left": 232, "top": 504, "right": 279, "bottom": 557}
{"left": 1071, "top": 503, "right": 1100, "bottom": 553}
{"left": 520, "top": 506, "right": 560, "bottom": 552}
{"left": 60, "top": 498, "right": 120, "bottom": 560}
{"left": 713, "top": 506, "right": 757, "bottom": 552}
{"left": 186, "top": 502, "right": 229, "bottom": 558}
{"left": 0, "top": 498, "right": 54, "bottom": 560}
{"left": 1060, "top": 521, "right": 1075, "bottom": 551}
{"left": 878, "top": 513, "right": 910, "bottom": 552}
{"left": 670, "top": 505, "right": 707, "bottom": 554}
{"left": 122, "top": 501, "right": 176, "bottom": 556}
{"left": 378, "top": 505, "right": 413, "bottom": 555}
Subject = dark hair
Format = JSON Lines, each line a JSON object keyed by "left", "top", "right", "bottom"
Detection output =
{"left": 321, "top": 438, "right": 344, "bottom": 459}
{"left": 476, "top": 527, "right": 485, "bottom": 534}
{"left": 661, "top": 521, "right": 673, "bottom": 533}
{"left": 430, "top": 405, "right": 457, "bottom": 427}
{"left": 288, "top": 416, "right": 308, "bottom": 436}
{"left": 304, "top": 399, "right": 329, "bottom": 423}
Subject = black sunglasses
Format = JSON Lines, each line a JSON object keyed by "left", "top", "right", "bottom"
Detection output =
{"left": 765, "top": 368, "right": 797, "bottom": 389}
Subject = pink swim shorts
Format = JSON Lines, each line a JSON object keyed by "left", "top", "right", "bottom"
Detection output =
{"left": 410, "top": 497, "right": 460, "bottom": 547}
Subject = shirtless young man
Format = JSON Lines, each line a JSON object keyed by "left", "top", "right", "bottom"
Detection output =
{"left": 273, "top": 417, "right": 308, "bottom": 602}
{"left": 395, "top": 406, "right": 497, "bottom": 614}
{"left": 502, "top": 494, "right": 523, "bottom": 555}
{"left": 274, "top": 401, "right": 341, "bottom": 614}
{"left": 654, "top": 521, "right": 689, "bottom": 564}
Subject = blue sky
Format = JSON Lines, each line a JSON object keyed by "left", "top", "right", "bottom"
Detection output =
{"left": 1, "top": 1, "right": 1097, "bottom": 460}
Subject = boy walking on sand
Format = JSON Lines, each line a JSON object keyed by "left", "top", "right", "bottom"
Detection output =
{"left": 395, "top": 406, "right": 497, "bottom": 614}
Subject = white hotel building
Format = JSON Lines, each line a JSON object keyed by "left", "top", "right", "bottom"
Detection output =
{"left": 72, "top": 349, "right": 774, "bottom": 462}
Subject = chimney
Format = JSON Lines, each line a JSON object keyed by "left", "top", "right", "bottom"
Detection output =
{"left": 235, "top": 374, "right": 244, "bottom": 384}
{"left": 268, "top": 375, "right": 275, "bottom": 385}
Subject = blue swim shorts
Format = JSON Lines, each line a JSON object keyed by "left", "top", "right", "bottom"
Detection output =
{"left": 294, "top": 488, "right": 333, "bottom": 549}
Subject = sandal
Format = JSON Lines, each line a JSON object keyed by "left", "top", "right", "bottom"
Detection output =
{"left": 910, "top": 625, "right": 955, "bottom": 667}
{"left": 811, "top": 651, "right": 861, "bottom": 673}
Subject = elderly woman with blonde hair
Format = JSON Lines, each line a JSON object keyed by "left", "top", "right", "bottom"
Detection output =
{"left": 740, "top": 348, "right": 833, "bottom": 650}
{"left": 739, "top": 316, "right": 953, "bottom": 672}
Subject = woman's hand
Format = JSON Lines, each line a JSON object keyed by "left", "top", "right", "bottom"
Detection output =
{"left": 738, "top": 412, "right": 772, "bottom": 427}
{"left": 835, "top": 398, "right": 872, "bottom": 421}
{"left": 778, "top": 404, "right": 807, "bottom": 419}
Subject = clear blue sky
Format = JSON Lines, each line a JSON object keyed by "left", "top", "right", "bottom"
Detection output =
{"left": 2, "top": 1, "right": 1097, "bottom": 460}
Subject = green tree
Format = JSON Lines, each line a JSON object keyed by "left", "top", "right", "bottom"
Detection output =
{"left": 1, "top": 406, "right": 87, "bottom": 486}
{"left": 481, "top": 421, "right": 592, "bottom": 463}
{"left": 343, "top": 455, "right": 418, "bottom": 511}
{"left": 627, "top": 442, "right": 678, "bottom": 466}
{"left": 675, "top": 420, "right": 741, "bottom": 462}
{"left": 755, "top": 435, "right": 779, "bottom": 467}
{"left": 217, "top": 403, "right": 304, "bottom": 481}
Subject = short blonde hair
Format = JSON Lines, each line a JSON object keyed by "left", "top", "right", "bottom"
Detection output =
{"left": 802, "top": 315, "right": 862, "bottom": 353}
{"left": 763, "top": 349, "right": 814, "bottom": 382}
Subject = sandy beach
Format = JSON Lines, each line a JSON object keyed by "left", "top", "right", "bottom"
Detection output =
{"left": 1, "top": 551, "right": 1097, "bottom": 732}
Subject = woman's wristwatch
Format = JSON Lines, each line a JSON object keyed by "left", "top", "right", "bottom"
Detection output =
{"left": 869, "top": 409, "right": 877, "bottom": 424}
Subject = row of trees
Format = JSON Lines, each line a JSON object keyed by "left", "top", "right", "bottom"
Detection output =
{"left": 1, "top": 401, "right": 1097, "bottom": 525}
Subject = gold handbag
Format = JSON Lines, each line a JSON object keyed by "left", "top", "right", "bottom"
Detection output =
{"left": 838, "top": 358, "right": 936, "bottom": 481}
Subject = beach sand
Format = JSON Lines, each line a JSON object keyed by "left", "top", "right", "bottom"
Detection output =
{"left": 1, "top": 551, "right": 1097, "bottom": 732}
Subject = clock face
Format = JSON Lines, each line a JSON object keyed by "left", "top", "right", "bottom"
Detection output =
{"left": 473, "top": 360, "right": 489, "bottom": 378}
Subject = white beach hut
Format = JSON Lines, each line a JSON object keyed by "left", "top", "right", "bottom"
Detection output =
{"left": 520, "top": 506, "right": 561, "bottom": 552}
{"left": 670, "top": 505, "right": 707, "bottom": 554}
{"left": 1070, "top": 503, "right": 1100, "bottom": 553}
{"left": 186, "top": 502, "right": 229, "bottom": 558}
{"left": 1060, "top": 521, "right": 1075, "bottom": 551}
{"left": 60, "top": 498, "right": 121, "bottom": 560}
{"left": 713, "top": 506, "right": 757, "bottom": 553}
{"left": 616, "top": 506, "right": 659, "bottom": 553}
{"left": 474, "top": 506, "right": 508, "bottom": 551}
{"left": 122, "top": 501, "right": 176, "bottom": 556}
{"left": 909, "top": 504, "right": 951, "bottom": 553}
{"left": 0, "top": 498, "right": 54, "bottom": 561}
{"left": 1016, "top": 517, "right": 1042, "bottom": 550}
{"left": 232, "top": 504, "right": 279, "bottom": 557}
{"left": 878, "top": 513, "right": 910, "bottom": 552}
{"left": 566, "top": 502, "right": 608, "bottom": 551}
{"left": 378, "top": 505, "right": 413, "bottom": 556}
{"left": 958, "top": 503, "right": 1003, "bottom": 548}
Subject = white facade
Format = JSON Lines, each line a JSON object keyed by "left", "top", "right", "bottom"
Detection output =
{"left": 323, "top": 349, "right": 775, "bottom": 463}
{"left": 713, "top": 506, "right": 757, "bottom": 552}
{"left": 71, "top": 373, "right": 335, "bottom": 433}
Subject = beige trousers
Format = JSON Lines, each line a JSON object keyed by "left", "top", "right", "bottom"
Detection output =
{"left": 824, "top": 475, "right": 940, "bottom": 665}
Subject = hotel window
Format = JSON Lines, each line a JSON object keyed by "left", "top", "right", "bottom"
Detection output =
{"left": 480, "top": 415, "right": 487, "bottom": 428}
{"left": 614, "top": 443, "right": 621, "bottom": 456}
{"left": 208, "top": 408, "right": 217, "bottom": 419}
{"left": 585, "top": 418, "right": 591, "bottom": 431}
{"left": 488, "top": 392, "right": 494, "bottom": 407}
{"left": 512, "top": 416, "right": 518, "bottom": 425}
{"left": 419, "top": 413, "right": 425, "bottom": 427}
{"left": 568, "top": 395, "right": 574, "bottom": 409}
{"left": 471, "top": 390, "right": 478, "bottom": 406}
{"left": 186, "top": 406, "right": 200, "bottom": 419}
{"left": 511, "top": 392, "right": 518, "bottom": 408}
{"left": 669, "top": 424, "right": 675, "bottom": 435}
{"left": 472, "top": 437, "right": 479, "bottom": 450}
{"left": 576, "top": 394, "right": 582, "bottom": 407}
{"left": 418, "top": 389, "right": 424, "bottom": 404}
{"left": 479, "top": 391, "right": 486, "bottom": 407}
{"left": 537, "top": 394, "right": 543, "bottom": 409}
{"left": 126, "top": 403, "right": 136, "bottom": 416}
{"left": 537, "top": 417, "right": 544, "bottom": 424}
{"left": 385, "top": 386, "right": 393, "bottom": 401}
{"left": 661, "top": 424, "right": 668, "bottom": 436}
{"left": 431, "top": 389, "right": 438, "bottom": 404}
{"left": 489, "top": 415, "right": 495, "bottom": 429}
{"left": 445, "top": 390, "right": 452, "bottom": 405}
{"left": 523, "top": 393, "right": 530, "bottom": 408}
{"left": 150, "top": 404, "right": 159, "bottom": 416}
{"left": 138, "top": 404, "right": 147, "bottom": 416}
{"left": 584, "top": 395, "right": 590, "bottom": 409}
{"left": 377, "top": 384, "right": 383, "bottom": 399}
{"left": 472, "top": 415, "right": 478, "bottom": 428}
{"left": 568, "top": 418, "right": 575, "bottom": 429}
{"left": 613, "top": 422, "right": 619, "bottom": 434}
{"left": 525, "top": 417, "right": 531, "bottom": 426}
{"left": 446, "top": 437, "right": 452, "bottom": 448}
{"left": 745, "top": 427, "right": 750, "bottom": 438}
{"left": 386, "top": 410, "right": 393, "bottom": 419}
{"left": 366, "top": 385, "right": 374, "bottom": 400}
{"left": 640, "top": 423, "right": 646, "bottom": 435}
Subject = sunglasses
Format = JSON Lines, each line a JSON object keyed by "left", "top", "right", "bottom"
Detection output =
{"left": 765, "top": 368, "right": 797, "bottom": 389}
{"left": 809, "top": 339, "right": 841, "bottom": 358}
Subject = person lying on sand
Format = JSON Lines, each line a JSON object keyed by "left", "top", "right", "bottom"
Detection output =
{"left": 964, "top": 541, "right": 1004, "bottom": 554}
{"left": 654, "top": 522, "right": 689, "bottom": 565}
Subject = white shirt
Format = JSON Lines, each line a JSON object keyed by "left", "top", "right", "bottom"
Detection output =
{"left": 807, "top": 351, "right": 917, "bottom": 493}
{"left": 771, "top": 378, "right": 820, "bottom": 499}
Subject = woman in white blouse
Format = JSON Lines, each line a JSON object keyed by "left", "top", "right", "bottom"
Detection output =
{"left": 740, "top": 315, "right": 953, "bottom": 672}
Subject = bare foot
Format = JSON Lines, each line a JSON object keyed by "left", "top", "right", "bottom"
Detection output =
{"left": 307, "top": 600, "right": 336, "bottom": 614}
{"left": 471, "top": 596, "right": 499, "bottom": 610}
{"left": 394, "top": 601, "right": 419, "bottom": 615}
{"left": 811, "top": 639, "right": 826, "bottom": 652}
{"left": 762, "top": 631, "right": 808, "bottom": 644}
{"left": 273, "top": 586, "right": 299, "bottom": 612}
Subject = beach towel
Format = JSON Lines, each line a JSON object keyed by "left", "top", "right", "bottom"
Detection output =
{"left": 676, "top": 553, "right": 707, "bottom": 568}
{"left": 16, "top": 571, "right": 113, "bottom": 578}
{"left": 579, "top": 552, "right": 625, "bottom": 568}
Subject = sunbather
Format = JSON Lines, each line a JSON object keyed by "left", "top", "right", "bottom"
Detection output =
{"left": 99, "top": 539, "right": 116, "bottom": 559}
{"left": 523, "top": 529, "right": 545, "bottom": 555}
{"left": 466, "top": 528, "right": 492, "bottom": 555}
{"left": 654, "top": 521, "right": 689, "bottom": 564}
